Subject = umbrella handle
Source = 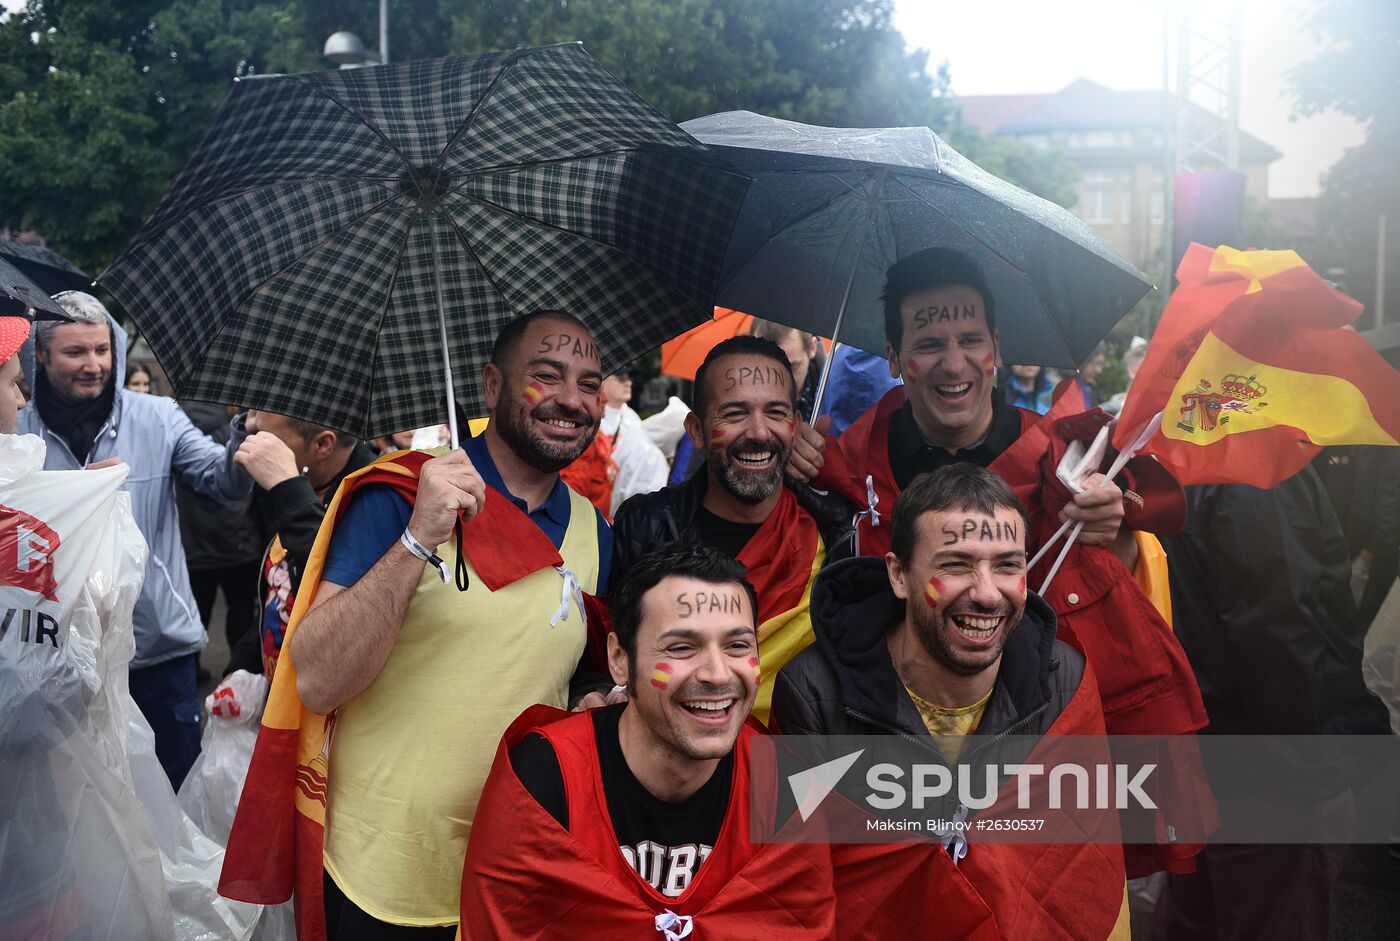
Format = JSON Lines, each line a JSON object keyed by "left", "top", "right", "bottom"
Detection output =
{"left": 429, "top": 212, "right": 461, "bottom": 450}
{"left": 809, "top": 169, "right": 886, "bottom": 423}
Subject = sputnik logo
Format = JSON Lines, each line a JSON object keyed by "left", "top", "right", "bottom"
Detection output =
{"left": 0, "top": 503, "right": 61, "bottom": 602}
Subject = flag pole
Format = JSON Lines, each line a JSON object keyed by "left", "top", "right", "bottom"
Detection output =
{"left": 1035, "top": 412, "right": 1164, "bottom": 593}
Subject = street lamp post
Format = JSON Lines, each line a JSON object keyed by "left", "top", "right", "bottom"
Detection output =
{"left": 324, "top": 2, "right": 389, "bottom": 69}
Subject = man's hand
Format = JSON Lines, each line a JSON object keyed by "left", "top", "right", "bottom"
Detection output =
{"left": 1060, "top": 472, "right": 1126, "bottom": 548}
{"left": 408, "top": 448, "right": 487, "bottom": 548}
{"left": 786, "top": 413, "right": 831, "bottom": 484}
{"left": 234, "top": 431, "right": 300, "bottom": 489}
{"left": 85, "top": 457, "right": 124, "bottom": 470}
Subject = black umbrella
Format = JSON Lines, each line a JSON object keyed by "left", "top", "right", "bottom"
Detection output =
{"left": 0, "top": 255, "right": 72, "bottom": 321}
{"left": 101, "top": 45, "right": 748, "bottom": 442}
{"left": 0, "top": 240, "right": 91, "bottom": 297}
{"left": 680, "top": 111, "right": 1152, "bottom": 412}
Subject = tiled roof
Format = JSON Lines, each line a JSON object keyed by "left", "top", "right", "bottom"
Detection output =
{"left": 957, "top": 79, "right": 1279, "bottom": 163}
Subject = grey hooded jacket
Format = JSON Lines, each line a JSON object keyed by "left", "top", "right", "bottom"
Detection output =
{"left": 17, "top": 315, "right": 253, "bottom": 668}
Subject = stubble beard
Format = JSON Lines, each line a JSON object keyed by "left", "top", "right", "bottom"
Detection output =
{"left": 494, "top": 394, "right": 598, "bottom": 473}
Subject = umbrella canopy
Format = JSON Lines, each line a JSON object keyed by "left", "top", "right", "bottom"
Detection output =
{"left": 660, "top": 306, "right": 836, "bottom": 380}
{"left": 0, "top": 255, "right": 72, "bottom": 320}
{"left": 0, "top": 239, "right": 91, "bottom": 297}
{"left": 101, "top": 45, "right": 748, "bottom": 438}
{"left": 660, "top": 307, "right": 753, "bottom": 381}
{"left": 680, "top": 110, "right": 1151, "bottom": 370}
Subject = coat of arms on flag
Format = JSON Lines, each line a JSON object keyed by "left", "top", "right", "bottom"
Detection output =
{"left": 1113, "top": 243, "right": 1400, "bottom": 489}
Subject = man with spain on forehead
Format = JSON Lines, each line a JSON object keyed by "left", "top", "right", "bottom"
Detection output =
{"left": 461, "top": 543, "right": 839, "bottom": 938}
{"left": 221, "top": 310, "right": 615, "bottom": 940}
{"left": 787, "top": 247, "right": 1207, "bottom": 877}
{"left": 611, "top": 335, "right": 856, "bottom": 724}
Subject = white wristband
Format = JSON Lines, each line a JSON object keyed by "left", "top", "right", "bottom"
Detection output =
{"left": 401, "top": 528, "right": 449, "bottom": 584}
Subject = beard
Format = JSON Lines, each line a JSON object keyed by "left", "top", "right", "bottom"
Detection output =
{"left": 707, "top": 435, "right": 790, "bottom": 505}
{"left": 493, "top": 392, "right": 598, "bottom": 473}
{"left": 910, "top": 600, "right": 1020, "bottom": 677}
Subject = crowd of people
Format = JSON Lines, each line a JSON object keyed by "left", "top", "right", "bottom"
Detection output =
{"left": 2, "top": 242, "right": 1394, "bottom": 941}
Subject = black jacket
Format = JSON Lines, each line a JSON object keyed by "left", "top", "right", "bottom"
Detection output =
{"left": 611, "top": 471, "right": 857, "bottom": 575}
{"left": 1161, "top": 465, "right": 1389, "bottom": 798}
{"left": 772, "top": 556, "right": 1085, "bottom": 745}
{"left": 225, "top": 441, "right": 378, "bottom": 675}
{"left": 176, "top": 400, "right": 261, "bottom": 568}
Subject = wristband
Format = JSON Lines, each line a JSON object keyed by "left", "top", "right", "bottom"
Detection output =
{"left": 401, "top": 528, "right": 450, "bottom": 584}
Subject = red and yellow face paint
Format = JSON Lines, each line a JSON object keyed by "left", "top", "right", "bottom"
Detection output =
{"left": 521, "top": 381, "right": 546, "bottom": 407}
{"left": 904, "top": 357, "right": 920, "bottom": 382}
{"left": 709, "top": 428, "right": 728, "bottom": 453}
{"left": 650, "top": 661, "right": 674, "bottom": 690}
{"left": 924, "top": 576, "right": 945, "bottom": 609}
{"left": 1017, "top": 575, "right": 1027, "bottom": 599}
{"left": 981, "top": 352, "right": 997, "bottom": 378}
{"left": 748, "top": 655, "right": 761, "bottom": 685}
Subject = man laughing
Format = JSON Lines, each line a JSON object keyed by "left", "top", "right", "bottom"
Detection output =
{"left": 612, "top": 336, "right": 856, "bottom": 723}
{"left": 459, "top": 543, "right": 839, "bottom": 939}
{"left": 772, "top": 463, "right": 1129, "bottom": 938}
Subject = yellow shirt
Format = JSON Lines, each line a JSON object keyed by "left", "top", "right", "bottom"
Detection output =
{"left": 323, "top": 488, "right": 598, "bottom": 926}
{"left": 904, "top": 685, "right": 992, "bottom": 763}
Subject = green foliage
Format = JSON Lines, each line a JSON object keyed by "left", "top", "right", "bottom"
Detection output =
{"left": 449, "top": 0, "right": 958, "bottom": 130}
{"left": 1287, "top": 0, "right": 1399, "bottom": 321}
{"left": 0, "top": 0, "right": 1082, "bottom": 276}
{"left": 0, "top": 0, "right": 319, "bottom": 272}
{"left": 1287, "top": 0, "right": 1400, "bottom": 126}
{"left": 948, "top": 122, "right": 1079, "bottom": 209}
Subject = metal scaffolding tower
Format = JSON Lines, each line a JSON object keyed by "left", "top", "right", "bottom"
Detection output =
{"left": 1175, "top": 0, "right": 1243, "bottom": 173}
{"left": 1161, "top": 0, "right": 1243, "bottom": 305}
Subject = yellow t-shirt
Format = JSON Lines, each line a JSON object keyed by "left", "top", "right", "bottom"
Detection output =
{"left": 322, "top": 488, "right": 599, "bottom": 926}
{"left": 904, "top": 685, "right": 992, "bottom": 763}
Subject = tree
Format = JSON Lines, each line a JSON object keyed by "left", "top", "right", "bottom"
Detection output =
{"left": 1287, "top": 0, "right": 1399, "bottom": 324}
{"left": 0, "top": 1, "right": 320, "bottom": 272}
{"left": 0, "top": 0, "right": 1078, "bottom": 276}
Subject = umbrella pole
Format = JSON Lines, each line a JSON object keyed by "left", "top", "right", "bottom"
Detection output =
{"left": 430, "top": 217, "right": 461, "bottom": 450}
{"left": 809, "top": 170, "right": 887, "bottom": 422}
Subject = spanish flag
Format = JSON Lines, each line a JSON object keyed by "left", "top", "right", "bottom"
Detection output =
{"left": 736, "top": 486, "right": 823, "bottom": 725}
{"left": 1115, "top": 244, "right": 1400, "bottom": 488}
{"left": 219, "top": 449, "right": 575, "bottom": 941}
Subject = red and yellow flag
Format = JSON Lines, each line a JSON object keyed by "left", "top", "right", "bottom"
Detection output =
{"left": 1115, "top": 244, "right": 1400, "bottom": 488}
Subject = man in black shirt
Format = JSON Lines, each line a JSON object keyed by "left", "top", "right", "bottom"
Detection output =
{"left": 610, "top": 336, "right": 855, "bottom": 723}
{"left": 461, "top": 545, "right": 846, "bottom": 938}
{"left": 506, "top": 543, "right": 755, "bottom": 898}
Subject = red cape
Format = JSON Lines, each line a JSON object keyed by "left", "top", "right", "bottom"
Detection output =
{"left": 817, "top": 389, "right": 1212, "bottom": 876}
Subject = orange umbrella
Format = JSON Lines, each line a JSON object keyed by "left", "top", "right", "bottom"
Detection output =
{"left": 661, "top": 307, "right": 834, "bottom": 381}
{"left": 660, "top": 307, "right": 753, "bottom": 380}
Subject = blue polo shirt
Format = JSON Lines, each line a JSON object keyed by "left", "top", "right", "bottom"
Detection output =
{"left": 321, "top": 433, "right": 613, "bottom": 592}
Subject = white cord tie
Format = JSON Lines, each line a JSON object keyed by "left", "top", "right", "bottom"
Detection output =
{"left": 852, "top": 474, "right": 882, "bottom": 556}
{"left": 933, "top": 805, "right": 970, "bottom": 867}
{"left": 654, "top": 910, "right": 693, "bottom": 940}
{"left": 550, "top": 566, "right": 586, "bottom": 628}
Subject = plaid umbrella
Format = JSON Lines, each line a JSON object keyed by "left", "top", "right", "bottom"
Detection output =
{"left": 101, "top": 44, "right": 748, "bottom": 440}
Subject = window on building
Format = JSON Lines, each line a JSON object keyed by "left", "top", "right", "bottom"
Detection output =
{"left": 1150, "top": 190, "right": 1165, "bottom": 225}
{"left": 1082, "top": 188, "right": 1115, "bottom": 224}
{"left": 1080, "top": 130, "right": 1119, "bottom": 148}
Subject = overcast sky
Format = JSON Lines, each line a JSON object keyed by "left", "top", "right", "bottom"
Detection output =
{"left": 892, "top": 0, "right": 1367, "bottom": 198}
